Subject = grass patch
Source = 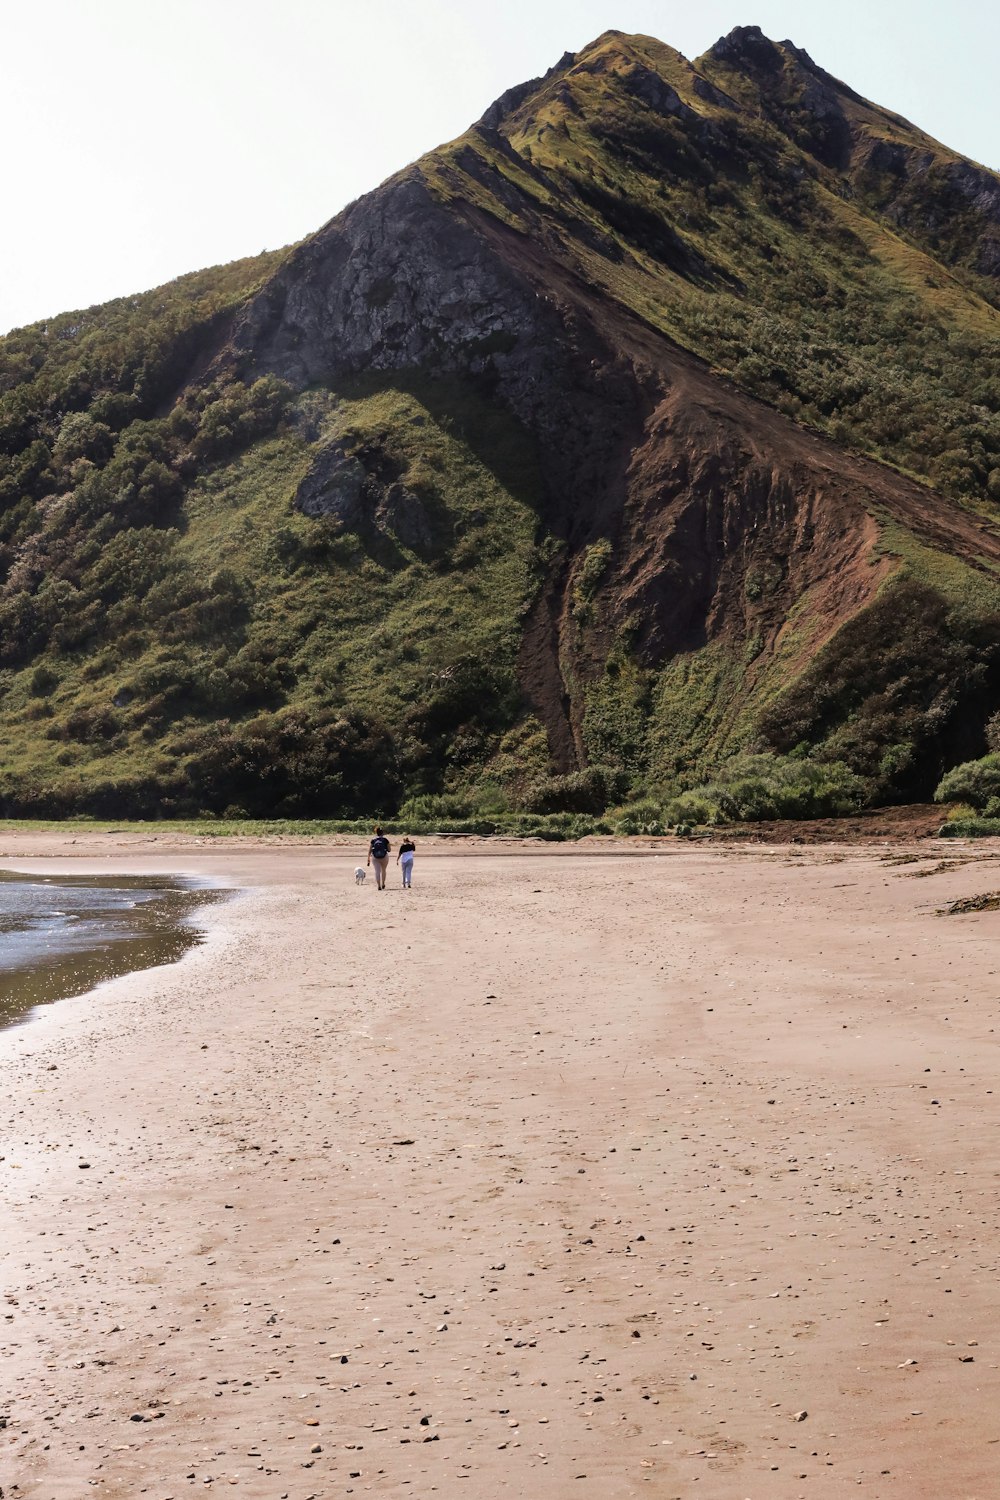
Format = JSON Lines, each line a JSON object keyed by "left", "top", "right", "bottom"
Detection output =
{"left": 938, "top": 817, "right": 1000, "bottom": 839}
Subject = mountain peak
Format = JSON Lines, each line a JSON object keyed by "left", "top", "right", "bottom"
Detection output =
{"left": 708, "top": 24, "right": 784, "bottom": 72}
{"left": 704, "top": 24, "right": 877, "bottom": 115}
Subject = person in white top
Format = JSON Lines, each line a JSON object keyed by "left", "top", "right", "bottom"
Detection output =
{"left": 397, "top": 836, "right": 416, "bottom": 888}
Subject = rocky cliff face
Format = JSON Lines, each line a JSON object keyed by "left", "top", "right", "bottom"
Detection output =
{"left": 228, "top": 172, "right": 646, "bottom": 547}
{"left": 231, "top": 178, "right": 544, "bottom": 388}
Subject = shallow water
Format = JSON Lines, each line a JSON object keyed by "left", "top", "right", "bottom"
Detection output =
{"left": 0, "top": 871, "right": 225, "bottom": 1030}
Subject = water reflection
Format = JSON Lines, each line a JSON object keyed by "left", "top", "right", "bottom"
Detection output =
{"left": 0, "top": 871, "right": 226, "bottom": 1029}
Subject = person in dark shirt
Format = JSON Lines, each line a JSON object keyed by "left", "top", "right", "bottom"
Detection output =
{"left": 397, "top": 836, "right": 416, "bottom": 889}
{"left": 368, "top": 827, "right": 391, "bottom": 890}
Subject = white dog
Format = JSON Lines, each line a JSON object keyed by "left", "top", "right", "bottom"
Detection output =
{"left": 354, "top": 867, "right": 367, "bottom": 885}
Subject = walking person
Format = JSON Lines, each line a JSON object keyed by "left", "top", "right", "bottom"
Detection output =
{"left": 368, "top": 826, "right": 391, "bottom": 890}
{"left": 397, "top": 835, "right": 416, "bottom": 889}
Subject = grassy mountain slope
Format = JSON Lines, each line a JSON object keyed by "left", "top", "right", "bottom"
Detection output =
{"left": 421, "top": 29, "right": 1000, "bottom": 498}
{"left": 2, "top": 26, "right": 1000, "bottom": 820}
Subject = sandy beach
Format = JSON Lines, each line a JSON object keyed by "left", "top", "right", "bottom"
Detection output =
{"left": 3, "top": 831, "right": 1000, "bottom": 1499}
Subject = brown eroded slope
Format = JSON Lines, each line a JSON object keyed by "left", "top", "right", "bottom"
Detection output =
{"left": 280, "top": 181, "right": 1000, "bottom": 774}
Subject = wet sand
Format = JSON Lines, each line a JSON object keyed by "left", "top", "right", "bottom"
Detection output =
{"left": 2, "top": 831, "right": 1000, "bottom": 1498}
{"left": 0, "top": 871, "right": 223, "bottom": 1029}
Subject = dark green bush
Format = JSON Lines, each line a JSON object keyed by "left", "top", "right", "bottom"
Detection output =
{"left": 934, "top": 754, "right": 1000, "bottom": 809}
{"left": 613, "top": 799, "right": 666, "bottom": 835}
{"left": 521, "top": 764, "right": 629, "bottom": 813}
{"left": 182, "top": 707, "right": 400, "bottom": 817}
{"left": 939, "top": 817, "right": 1000, "bottom": 838}
{"left": 664, "top": 753, "right": 865, "bottom": 824}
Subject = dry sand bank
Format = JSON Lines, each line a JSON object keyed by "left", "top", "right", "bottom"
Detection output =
{"left": 2, "top": 833, "right": 1000, "bottom": 1499}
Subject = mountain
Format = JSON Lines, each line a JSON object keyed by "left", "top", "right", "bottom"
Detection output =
{"left": 2, "top": 26, "right": 1000, "bottom": 825}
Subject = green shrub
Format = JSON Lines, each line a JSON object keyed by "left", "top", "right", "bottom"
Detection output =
{"left": 52, "top": 413, "right": 115, "bottom": 470}
{"left": 934, "top": 754, "right": 1000, "bottom": 809}
{"left": 939, "top": 817, "right": 1000, "bottom": 839}
{"left": 521, "top": 764, "right": 628, "bottom": 814}
{"left": 572, "top": 538, "right": 613, "bottom": 619}
{"left": 663, "top": 790, "right": 719, "bottom": 826}
{"left": 397, "top": 791, "right": 476, "bottom": 822}
{"left": 613, "top": 799, "right": 665, "bottom": 835}
{"left": 664, "top": 753, "right": 865, "bottom": 824}
{"left": 181, "top": 707, "right": 400, "bottom": 818}
{"left": 29, "top": 663, "right": 59, "bottom": 697}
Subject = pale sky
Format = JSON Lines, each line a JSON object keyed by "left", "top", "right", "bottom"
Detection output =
{"left": 2, "top": 0, "right": 998, "bottom": 335}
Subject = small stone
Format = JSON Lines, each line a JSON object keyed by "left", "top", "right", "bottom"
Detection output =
{"left": 794, "top": 1410, "right": 808, "bottom": 1422}
{"left": 311, "top": 1443, "right": 322, "bottom": 1453}
{"left": 78, "top": 1162, "right": 91, "bottom": 1170}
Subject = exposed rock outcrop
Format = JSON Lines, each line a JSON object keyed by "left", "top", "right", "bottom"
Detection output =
{"left": 294, "top": 438, "right": 434, "bottom": 551}
{"left": 294, "top": 441, "right": 366, "bottom": 525}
